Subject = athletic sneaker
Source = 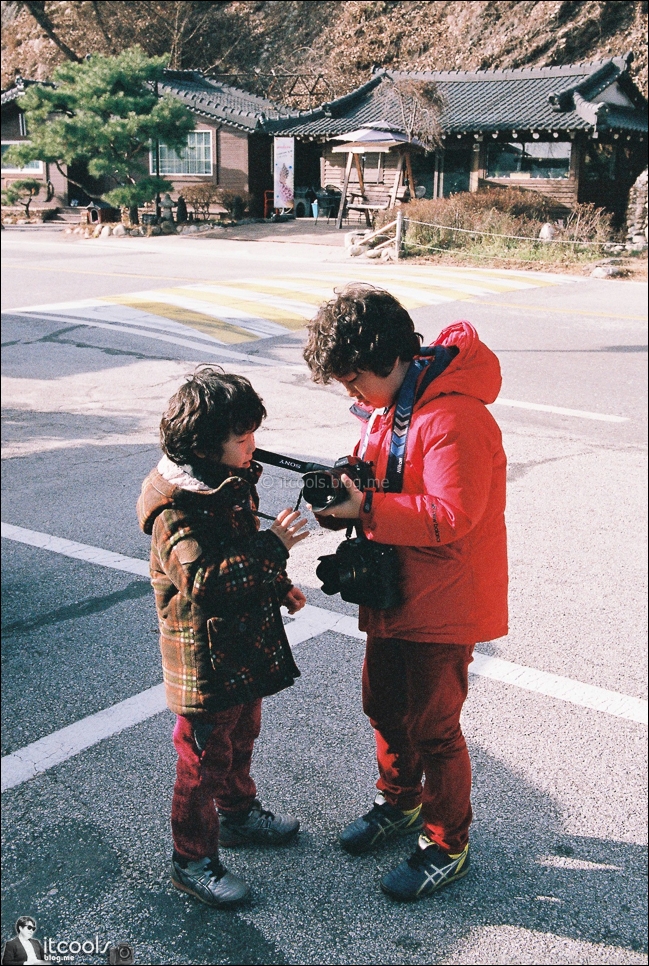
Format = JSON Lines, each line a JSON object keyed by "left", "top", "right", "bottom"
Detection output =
{"left": 380, "top": 835, "right": 470, "bottom": 901}
{"left": 338, "top": 793, "right": 423, "bottom": 855}
{"left": 219, "top": 800, "right": 299, "bottom": 847}
{"left": 171, "top": 852, "right": 249, "bottom": 906}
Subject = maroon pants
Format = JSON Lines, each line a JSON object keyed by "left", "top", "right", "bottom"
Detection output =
{"left": 171, "top": 699, "right": 262, "bottom": 860}
{"left": 362, "top": 636, "right": 474, "bottom": 854}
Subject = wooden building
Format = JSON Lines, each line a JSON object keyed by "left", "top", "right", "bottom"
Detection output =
{"left": 1, "top": 70, "right": 295, "bottom": 218}
{"left": 1, "top": 78, "right": 67, "bottom": 211}
{"left": 3, "top": 57, "right": 646, "bottom": 224}
{"left": 267, "top": 55, "right": 648, "bottom": 225}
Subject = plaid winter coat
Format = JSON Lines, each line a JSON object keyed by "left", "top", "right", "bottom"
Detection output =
{"left": 137, "top": 458, "right": 300, "bottom": 715}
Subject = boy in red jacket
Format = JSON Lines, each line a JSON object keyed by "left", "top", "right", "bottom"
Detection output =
{"left": 303, "top": 284, "right": 508, "bottom": 901}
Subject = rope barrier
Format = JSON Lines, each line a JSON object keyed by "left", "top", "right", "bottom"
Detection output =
{"left": 402, "top": 239, "right": 570, "bottom": 264}
{"left": 404, "top": 217, "right": 606, "bottom": 247}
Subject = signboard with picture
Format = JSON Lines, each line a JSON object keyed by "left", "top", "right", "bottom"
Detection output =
{"left": 274, "top": 137, "right": 295, "bottom": 210}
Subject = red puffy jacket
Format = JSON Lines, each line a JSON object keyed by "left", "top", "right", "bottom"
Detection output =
{"left": 357, "top": 321, "right": 508, "bottom": 645}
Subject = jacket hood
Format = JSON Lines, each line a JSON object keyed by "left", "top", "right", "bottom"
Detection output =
{"left": 137, "top": 458, "right": 262, "bottom": 535}
{"left": 421, "top": 321, "right": 502, "bottom": 406}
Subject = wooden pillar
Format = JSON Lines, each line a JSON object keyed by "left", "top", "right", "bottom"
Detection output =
{"left": 469, "top": 143, "right": 481, "bottom": 193}
{"left": 336, "top": 151, "right": 354, "bottom": 229}
{"left": 389, "top": 154, "right": 405, "bottom": 207}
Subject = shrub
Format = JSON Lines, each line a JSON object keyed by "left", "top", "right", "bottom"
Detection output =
{"left": 376, "top": 188, "right": 612, "bottom": 265}
{"left": 217, "top": 189, "right": 252, "bottom": 221}
{"left": 1, "top": 178, "right": 41, "bottom": 217}
{"left": 183, "top": 183, "right": 220, "bottom": 221}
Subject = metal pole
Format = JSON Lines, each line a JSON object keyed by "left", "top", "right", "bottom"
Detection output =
{"left": 395, "top": 209, "right": 403, "bottom": 260}
{"left": 154, "top": 80, "right": 161, "bottom": 221}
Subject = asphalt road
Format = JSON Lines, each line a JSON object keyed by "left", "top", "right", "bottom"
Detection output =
{"left": 1, "top": 226, "right": 647, "bottom": 966}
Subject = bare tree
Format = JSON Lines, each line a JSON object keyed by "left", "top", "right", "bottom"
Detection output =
{"left": 378, "top": 77, "right": 446, "bottom": 151}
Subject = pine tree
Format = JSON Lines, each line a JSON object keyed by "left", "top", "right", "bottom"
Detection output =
{"left": 4, "top": 47, "right": 195, "bottom": 220}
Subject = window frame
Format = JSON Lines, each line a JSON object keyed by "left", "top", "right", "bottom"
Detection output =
{"left": 486, "top": 140, "right": 572, "bottom": 180}
{"left": 149, "top": 130, "right": 213, "bottom": 177}
{"left": 1, "top": 141, "right": 44, "bottom": 174}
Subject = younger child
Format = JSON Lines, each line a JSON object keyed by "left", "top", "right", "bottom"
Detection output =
{"left": 137, "top": 366, "right": 309, "bottom": 907}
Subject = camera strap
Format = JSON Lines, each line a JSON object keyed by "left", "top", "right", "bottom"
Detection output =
{"left": 385, "top": 345, "right": 459, "bottom": 493}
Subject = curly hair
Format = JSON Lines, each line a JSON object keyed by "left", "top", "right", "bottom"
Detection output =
{"left": 160, "top": 366, "right": 266, "bottom": 465}
{"left": 303, "top": 283, "right": 422, "bottom": 383}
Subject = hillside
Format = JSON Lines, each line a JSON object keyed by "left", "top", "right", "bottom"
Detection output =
{"left": 1, "top": 1, "right": 647, "bottom": 103}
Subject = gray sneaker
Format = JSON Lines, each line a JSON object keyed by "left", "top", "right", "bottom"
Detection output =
{"left": 339, "top": 793, "right": 423, "bottom": 854}
{"left": 219, "top": 800, "right": 300, "bottom": 847}
{"left": 171, "top": 853, "right": 249, "bottom": 906}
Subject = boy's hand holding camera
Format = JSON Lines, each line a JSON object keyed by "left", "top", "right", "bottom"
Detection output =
{"left": 311, "top": 473, "right": 363, "bottom": 520}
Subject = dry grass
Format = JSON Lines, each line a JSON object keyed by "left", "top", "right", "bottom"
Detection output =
{"left": 376, "top": 189, "right": 616, "bottom": 269}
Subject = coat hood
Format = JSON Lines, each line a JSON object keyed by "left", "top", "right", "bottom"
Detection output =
{"left": 421, "top": 320, "right": 502, "bottom": 406}
{"left": 137, "top": 457, "right": 262, "bottom": 535}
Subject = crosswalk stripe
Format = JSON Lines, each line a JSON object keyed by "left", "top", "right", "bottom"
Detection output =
{"left": 97, "top": 297, "right": 259, "bottom": 343}
{"left": 10, "top": 266, "right": 580, "bottom": 347}
{"left": 165, "top": 286, "right": 310, "bottom": 328}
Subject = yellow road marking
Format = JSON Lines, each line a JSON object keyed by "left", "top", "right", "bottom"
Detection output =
{"left": 101, "top": 296, "right": 258, "bottom": 343}
{"left": 213, "top": 278, "right": 431, "bottom": 310}
{"left": 167, "top": 287, "right": 308, "bottom": 329}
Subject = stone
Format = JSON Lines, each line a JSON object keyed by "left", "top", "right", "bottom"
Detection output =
{"left": 539, "top": 222, "right": 556, "bottom": 242}
{"left": 100, "top": 225, "right": 112, "bottom": 238}
{"left": 149, "top": 224, "right": 162, "bottom": 236}
{"left": 349, "top": 245, "right": 364, "bottom": 257}
{"left": 186, "top": 224, "right": 199, "bottom": 233}
{"left": 112, "top": 223, "right": 126, "bottom": 236}
{"left": 345, "top": 231, "right": 365, "bottom": 248}
{"left": 160, "top": 221, "right": 176, "bottom": 234}
{"left": 365, "top": 247, "right": 382, "bottom": 258}
{"left": 590, "top": 265, "right": 624, "bottom": 278}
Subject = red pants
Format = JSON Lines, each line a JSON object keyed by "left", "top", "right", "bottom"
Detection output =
{"left": 362, "top": 636, "right": 474, "bottom": 853}
{"left": 171, "top": 699, "right": 261, "bottom": 860}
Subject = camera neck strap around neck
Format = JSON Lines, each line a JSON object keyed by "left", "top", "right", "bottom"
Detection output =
{"left": 384, "top": 345, "right": 459, "bottom": 494}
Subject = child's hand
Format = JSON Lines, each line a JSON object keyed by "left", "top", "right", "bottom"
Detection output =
{"left": 283, "top": 586, "right": 307, "bottom": 614}
{"left": 270, "top": 508, "right": 310, "bottom": 551}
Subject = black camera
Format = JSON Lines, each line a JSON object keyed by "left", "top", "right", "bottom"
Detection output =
{"left": 301, "top": 455, "right": 374, "bottom": 511}
{"left": 107, "top": 943, "right": 135, "bottom": 965}
{"left": 253, "top": 449, "right": 373, "bottom": 511}
{"left": 253, "top": 449, "right": 402, "bottom": 609}
{"left": 316, "top": 534, "right": 402, "bottom": 609}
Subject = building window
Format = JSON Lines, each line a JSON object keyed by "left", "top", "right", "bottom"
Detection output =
{"left": 1, "top": 142, "right": 43, "bottom": 173}
{"left": 151, "top": 131, "right": 212, "bottom": 176}
{"left": 19, "top": 112, "right": 27, "bottom": 137}
{"left": 487, "top": 141, "right": 571, "bottom": 179}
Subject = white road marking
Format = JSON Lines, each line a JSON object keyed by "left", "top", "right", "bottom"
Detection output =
{"left": 1, "top": 522, "right": 150, "bottom": 576}
{"left": 2, "top": 685, "right": 166, "bottom": 791}
{"left": 492, "top": 397, "right": 628, "bottom": 423}
{"left": 9, "top": 311, "right": 274, "bottom": 366}
{"left": 1, "top": 525, "right": 645, "bottom": 792}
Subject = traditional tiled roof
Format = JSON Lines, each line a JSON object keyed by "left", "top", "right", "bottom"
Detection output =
{"left": 265, "top": 56, "right": 648, "bottom": 138}
{"left": 158, "top": 70, "right": 293, "bottom": 132}
{"left": 1, "top": 77, "right": 54, "bottom": 107}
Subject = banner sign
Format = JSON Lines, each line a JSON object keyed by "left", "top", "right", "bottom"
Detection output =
{"left": 273, "top": 137, "right": 295, "bottom": 210}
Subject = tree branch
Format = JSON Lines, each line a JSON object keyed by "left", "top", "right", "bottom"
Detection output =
{"left": 91, "top": 1, "right": 116, "bottom": 54}
{"left": 23, "top": 1, "right": 82, "bottom": 62}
